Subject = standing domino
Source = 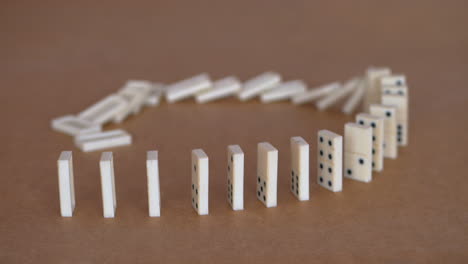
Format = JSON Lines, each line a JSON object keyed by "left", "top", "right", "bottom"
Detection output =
{"left": 317, "top": 130, "right": 343, "bottom": 192}
{"left": 344, "top": 123, "right": 373, "bottom": 183}
{"left": 363, "top": 67, "right": 391, "bottom": 111}
{"left": 356, "top": 113, "right": 385, "bottom": 172}
{"left": 290, "top": 137, "right": 309, "bottom": 200}
{"left": 147, "top": 151, "right": 161, "bottom": 217}
{"left": 100, "top": 152, "right": 117, "bottom": 218}
{"left": 380, "top": 74, "right": 406, "bottom": 87}
{"left": 256, "top": 142, "right": 278, "bottom": 208}
{"left": 382, "top": 94, "right": 409, "bottom": 146}
{"left": 191, "top": 149, "right": 209, "bottom": 215}
{"left": 238, "top": 72, "right": 281, "bottom": 101}
{"left": 57, "top": 151, "right": 75, "bottom": 217}
{"left": 227, "top": 145, "right": 244, "bottom": 210}
{"left": 370, "top": 104, "right": 398, "bottom": 159}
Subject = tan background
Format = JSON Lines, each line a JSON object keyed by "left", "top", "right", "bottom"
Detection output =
{"left": 1, "top": 0, "right": 468, "bottom": 263}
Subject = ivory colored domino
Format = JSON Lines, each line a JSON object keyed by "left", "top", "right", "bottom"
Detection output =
{"left": 363, "top": 67, "right": 391, "bottom": 111}
{"left": 316, "top": 78, "right": 360, "bottom": 111}
{"left": 196, "top": 76, "right": 241, "bottom": 103}
{"left": 260, "top": 80, "right": 306, "bottom": 103}
{"left": 57, "top": 151, "right": 75, "bottom": 217}
{"left": 227, "top": 145, "right": 244, "bottom": 210}
{"left": 191, "top": 149, "right": 209, "bottom": 215}
{"left": 382, "top": 94, "right": 409, "bottom": 146}
{"left": 100, "top": 152, "right": 116, "bottom": 218}
{"left": 356, "top": 113, "right": 385, "bottom": 172}
{"left": 114, "top": 85, "right": 151, "bottom": 123}
{"left": 344, "top": 123, "right": 373, "bottom": 183}
{"left": 290, "top": 137, "right": 309, "bottom": 200}
{"left": 382, "top": 85, "right": 408, "bottom": 97}
{"left": 291, "top": 82, "right": 341, "bottom": 105}
{"left": 342, "top": 79, "right": 366, "bottom": 114}
{"left": 238, "top": 72, "right": 281, "bottom": 101}
{"left": 317, "top": 130, "right": 343, "bottom": 192}
{"left": 145, "top": 83, "right": 166, "bottom": 106}
{"left": 256, "top": 142, "right": 278, "bottom": 208}
{"left": 51, "top": 115, "right": 101, "bottom": 136}
{"left": 74, "top": 129, "right": 132, "bottom": 152}
{"left": 380, "top": 74, "right": 406, "bottom": 87}
{"left": 166, "top": 74, "right": 212, "bottom": 103}
{"left": 147, "top": 151, "right": 161, "bottom": 217}
{"left": 370, "top": 104, "right": 398, "bottom": 159}
{"left": 78, "top": 94, "right": 127, "bottom": 125}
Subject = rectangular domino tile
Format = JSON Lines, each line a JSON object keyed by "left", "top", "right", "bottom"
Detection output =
{"left": 260, "top": 80, "right": 306, "bottom": 103}
{"left": 100, "top": 152, "right": 116, "bottom": 218}
{"left": 57, "top": 151, "right": 75, "bottom": 217}
{"left": 78, "top": 94, "right": 127, "bottom": 125}
{"left": 238, "top": 72, "right": 281, "bottom": 101}
{"left": 316, "top": 78, "right": 360, "bottom": 111}
{"left": 291, "top": 82, "right": 341, "bottom": 105}
{"left": 370, "top": 104, "right": 398, "bottom": 159}
{"left": 191, "top": 149, "right": 209, "bottom": 215}
{"left": 381, "top": 85, "right": 408, "bottom": 97}
{"left": 344, "top": 123, "right": 373, "bottom": 183}
{"left": 342, "top": 79, "right": 365, "bottom": 115}
{"left": 317, "top": 130, "right": 343, "bottom": 192}
{"left": 380, "top": 74, "right": 406, "bottom": 87}
{"left": 290, "top": 137, "right": 309, "bottom": 200}
{"left": 74, "top": 129, "right": 132, "bottom": 152}
{"left": 122, "top": 80, "right": 154, "bottom": 111}
{"left": 147, "top": 151, "right": 161, "bottom": 217}
{"left": 363, "top": 67, "right": 391, "bottom": 111}
{"left": 196, "top": 76, "right": 241, "bottom": 103}
{"left": 165, "top": 73, "right": 212, "bottom": 103}
{"left": 145, "top": 83, "right": 166, "bottom": 106}
{"left": 356, "top": 113, "right": 385, "bottom": 172}
{"left": 257, "top": 142, "right": 278, "bottom": 208}
{"left": 114, "top": 83, "right": 152, "bottom": 123}
{"left": 51, "top": 115, "right": 101, "bottom": 136}
{"left": 227, "top": 145, "right": 244, "bottom": 210}
{"left": 382, "top": 94, "right": 409, "bottom": 146}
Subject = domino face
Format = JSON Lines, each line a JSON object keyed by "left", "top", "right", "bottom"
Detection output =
{"left": 380, "top": 74, "right": 406, "bottom": 87}
{"left": 74, "top": 129, "right": 132, "bottom": 152}
{"left": 316, "top": 78, "right": 360, "bottom": 111}
{"left": 317, "top": 130, "right": 343, "bottom": 192}
{"left": 238, "top": 72, "right": 281, "bottom": 101}
{"left": 370, "top": 104, "right": 398, "bottom": 158}
{"left": 344, "top": 123, "right": 372, "bottom": 182}
{"left": 78, "top": 94, "right": 127, "bottom": 125}
{"left": 382, "top": 94, "right": 409, "bottom": 146}
{"left": 166, "top": 74, "right": 212, "bottom": 103}
{"left": 381, "top": 85, "right": 408, "bottom": 97}
{"left": 257, "top": 142, "right": 278, "bottom": 207}
{"left": 100, "top": 152, "right": 116, "bottom": 218}
{"left": 260, "top": 80, "right": 306, "bottom": 103}
{"left": 196, "top": 76, "right": 241, "bottom": 103}
{"left": 227, "top": 145, "right": 244, "bottom": 210}
{"left": 147, "top": 151, "right": 161, "bottom": 217}
{"left": 191, "top": 149, "right": 209, "bottom": 215}
{"left": 290, "top": 137, "right": 309, "bottom": 200}
{"left": 291, "top": 82, "right": 340, "bottom": 105}
{"left": 57, "top": 151, "right": 75, "bottom": 217}
{"left": 51, "top": 115, "right": 101, "bottom": 136}
{"left": 356, "top": 113, "right": 385, "bottom": 172}
{"left": 363, "top": 67, "right": 391, "bottom": 110}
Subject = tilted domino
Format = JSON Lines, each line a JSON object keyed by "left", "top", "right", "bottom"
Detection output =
{"left": 356, "top": 113, "right": 385, "bottom": 172}
{"left": 260, "top": 80, "right": 307, "bottom": 103}
{"left": 363, "top": 67, "right": 391, "bottom": 111}
{"left": 291, "top": 82, "right": 341, "bottom": 105}
{"left": 370, "top": 104, "right": 398, "bottom": 159}
{"left": 317, "top": 130, "right": 343, "bottom": 192}
{"left": 51, "top": 115, "right": 101, "bottom": 136}
{"left": 342, "top": 79, "right": 366, "bottom": 115}
{"left": 114, "top": 83, "right": 152, "bottom": 123}
{"left": 238, "top": 72, "right": 281, "bottom": 101}
{"left": 196, "top": 76, "right": 241, "bottom": 103}
{"left": 165, "top": 73, "right": 212, "bottom": 103}
{"left": 316, "top": 78, "right": 360, "bottom": 111}
{"left": 191, "top": 149, "right": 209, "bottom": 215}
{"left": 147, "top": 151, "right": 161, "bottom": 217}
{"left": 344, "top": 123, "right": 373, "bottom": 183}
{"left": 74, "top": 129, "right": 132, "bottom": 152}
{"left": 145, "top": 83, "right": 166, "bottom": 106}
{"left": 57, "top": 151, "right": 75, "bottom": 217}
{"left": 227, "top": 145, "right": 244, "bottom": 210}
{"left": 78, "top": 94, "right": 127, "bottom": 125}
{"left": 100, "top": 152, "right": 116, "bottom": 218}
{"left": 256, "top": 142, "right": 278, "bottom": 208}
{"left": 290, "top": 137, "right": 309, "bottom": 201}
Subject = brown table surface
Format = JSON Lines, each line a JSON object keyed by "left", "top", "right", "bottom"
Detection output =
{"left": 1, "top": 1, "right": 467, "bottom": 263}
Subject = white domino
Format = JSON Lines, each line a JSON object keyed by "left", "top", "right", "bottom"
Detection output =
{"left": 78, "top": 94, "right": 127, "bottom": 125}
{"left": 74, "top": 129, "right": 132, "bottom": 152}
{"left": 100, "top": 152, "right": 116, "bottom": 218}
{"left": 57, "top": 151, "right": 75, "bottom": 217}
{"left": 256, "top": 142, "right": 278, "bottom": 208}
{"left": 382, "top": 94, "right": 408, "bottom": 146}
{"left": 114, "top": 84, "right": 151, "bottom": 123}
{"left": 380, "top": 74, "right": 406, "bottom": 87}
{"left": 195, "top": 76, "right": 241, "bottom": 103}
{"left": 370, "top": 104, "right": 398, "bottom": 159}
{"left": 147, "top": 151, "right": 161, "bottom": 217}
{"left": 291, "top": 82, "right": 340, "bottom": 105}
{"left": 317, "top": 130, "right": 343, "bottom": 192}
{"left": 342, "top": 79, "right": 366, "bottom": 114}
{"left": 238, "top": 72, "right": 281, "bottom": 101}
{"left": 316, "top": 78, "right": 360, "bottom": 111}
{"left": 260, "top": 80, "right": 306, "bottom": 103}
{"left": 165, "top": 74, "right": 212, "bottom": 103}
{"left": 51, "top": 115, "right": 101, "bottom": 136}
{"left": 344, "top": 123, "right": 373, "bottom": 183}
{"left": 381, "top": 85, "right": 408, "bottom": 97}
{"left": 227, "top": 145, "right": 244, "bottom": 210}
{"left": 191, "top": 149, "right": 209, "bottom": 215}
{"left": 356, "top": 113, "right": 385, "bottom": 172}
{"left": 290, "top": 137, "right": 309, "bottom": 200}
{"left": 145, "top": 83, "right": 166, "bottom": 106}
{"left": 363, "top": 67, "right": 391, "bottom": 111}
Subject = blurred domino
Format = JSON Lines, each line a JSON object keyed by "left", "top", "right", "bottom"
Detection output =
{"left": 317, "top": 130, "right": 342, "bottom": 192}
{"left": 316, "top": 78, "right": 360, "bottom": 111}
{"left": 356, "top": 113, "right": 385, "bottom": 171}
{"left": 344, "top": 123, "right": 373, "bottom": 182}
{"left": 290, "top": 137, "right": 309, "bottom": 200}
{"left": 382, "top": 94, "right": 409, "bottom": 146}
{"left": 100, "top": 152, "right": 116, "bottom": 218}
{"left": 191, "top": 149, "right": 209, "bottom": 215}
{"left": 227, "top": 145, "right": 244, "bottom": 210}
{"left": 342, "top": 79, "right": 365, "bottom": 114}
{"left": 51, "top": 115, "right": 101, "bottom": 136}
{"left": 256, "top": 142, "right": 278, "bottom": 208}
{"left": 145, "top": 83, "right": 166, "bottom": 106}
{"left": 381, "top": 85, "right": 408, "bottom": 97}
{"left": 196, "top": 76, "right": 241, "bottom": 103}
{"left": 78, "top": 94, "right": 127, "bottom": 125}
{"left": 261, "top": 80, "right": 306, "bottom": 103}
{"left": 147, "top": 151, "right": 161, "bottom": 217}
{"left": 114, "top": 84, "right": 151, "bottom": 123}
{"left": 291, "top": 82, "right": 341, "bottom": 105}
{"left": 363, "top": 67, "right": 391, "bottom": 110}
{"left": 370, "top": 104, "right": 398, "bottom": 158}
{"left": 166, "top": 74, "right": 212, "bottom": 103}
{"left": 57, "top": 151, "right": 75, "bottom": 217}
{"left": 238, "top": 72, "right": 281, "bottom": 101}
{"left": 74, "top": 129, "right": 132, "bottom": 152}
{"left": 380, "top": 74, "right": 406, "bottom": 87}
